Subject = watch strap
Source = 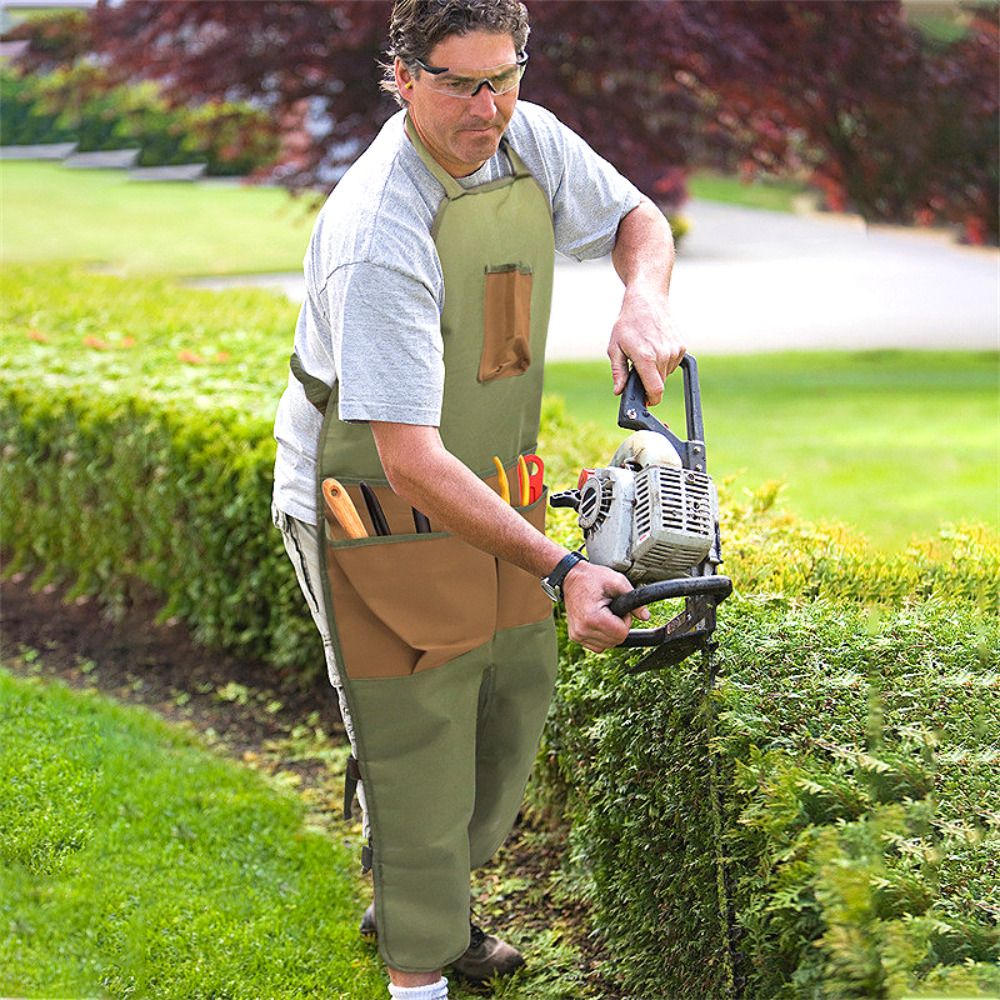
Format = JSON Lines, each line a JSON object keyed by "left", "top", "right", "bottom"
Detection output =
{"left": 541, "top": 551, "right": 588, "bottom": 601}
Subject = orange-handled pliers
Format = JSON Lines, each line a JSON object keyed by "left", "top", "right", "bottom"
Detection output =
{"left": 519, "top": 453, "right": 544, "bottom": 504}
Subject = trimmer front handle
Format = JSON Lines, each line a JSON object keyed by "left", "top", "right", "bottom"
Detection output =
{"left": 609, "top": 575, "right": 733, "bottom": 673}
{"left": 609, "top": 576, "right": 733, "bottom": 642}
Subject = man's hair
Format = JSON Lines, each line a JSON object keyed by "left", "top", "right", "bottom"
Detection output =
{"left": 381, "top": 0, "right": 531, "bottom": 106}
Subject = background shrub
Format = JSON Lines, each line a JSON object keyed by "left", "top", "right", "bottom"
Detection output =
{"left": 0, "top": 66, "right": 278, "bottom": 176}
{"left": 0, "top": 70, "right": 76, "bottom": 146}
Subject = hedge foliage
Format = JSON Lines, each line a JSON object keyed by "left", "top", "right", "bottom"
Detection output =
{"left": 0, "top": 67, "right": 278, "bottom": 176}
{"left": 539, "top": 600, "right": 998, "bottom": 998}
{"left": 0, "top": 265, "right": 316, "bottom": 672}
{"left": 2, "top": 265, "right": 997, "bottom": 998}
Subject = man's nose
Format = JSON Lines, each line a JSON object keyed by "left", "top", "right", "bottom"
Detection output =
{"left": 468, "top": 82, "right": 497, "bottom": 118}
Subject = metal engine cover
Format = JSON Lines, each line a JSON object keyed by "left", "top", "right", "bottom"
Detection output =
{"left": 579, "top": 465, "right": 717, "bottom": 583}
{"left": 630, "top": 465, "right": 715, "bottom": 582}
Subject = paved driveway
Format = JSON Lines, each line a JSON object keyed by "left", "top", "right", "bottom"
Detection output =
{"left": 190, "top": 199, "right": 999, "bottom": 359}
{"left": 548, "top": 200, "right": 999, "bottom": 359}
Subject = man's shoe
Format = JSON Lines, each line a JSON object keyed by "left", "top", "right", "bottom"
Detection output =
{"left": 449, "top": 923, "right": 525, "bottom": 983}
{"left": 360, "top": 903, "right": 376, "bottom": 939}
{"left": 358, "top": 906, "right": 524, "bottom": 981}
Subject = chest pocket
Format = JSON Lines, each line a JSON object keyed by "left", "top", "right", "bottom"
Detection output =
{"left": 480, "top": 263, "right": 533, "bottom": 382}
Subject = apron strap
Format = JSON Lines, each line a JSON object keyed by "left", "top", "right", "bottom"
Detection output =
{"left": 290, "top": 350, "right": 332, "bottom": 413}
{"left": 405, "top": 115, "right": 466, "bottom": 199}
{"left": 404, "top": 114, "right": 532, "bottom": 198}
{"left": 503, "top": 142, "right": 534, "bottom": 182}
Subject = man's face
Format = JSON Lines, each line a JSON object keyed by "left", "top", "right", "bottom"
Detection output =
{"left": 396, "top": 30, "right": 520, "bottom": 178}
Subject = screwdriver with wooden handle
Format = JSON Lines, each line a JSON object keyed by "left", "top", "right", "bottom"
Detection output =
{"left": 322, "top": 478, "right": 368, "bottom": 539}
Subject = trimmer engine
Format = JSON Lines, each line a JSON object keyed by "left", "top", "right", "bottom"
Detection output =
{"left": 579, "top": 462, "right": 718, "bottom": 583}
{"left": 551, "top": 356, "right": 732, "bottom": 671}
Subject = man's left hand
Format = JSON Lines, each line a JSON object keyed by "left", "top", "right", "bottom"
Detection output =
{"left": 607, "top": 286, "right": 685, "bottom": 406}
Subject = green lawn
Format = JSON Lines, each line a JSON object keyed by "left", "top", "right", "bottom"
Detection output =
{"left": 687, "top": 170, "right": 811, "bottom": 213}
{"left": 0, "top": 161, "right": 812, "bottom": 282}
{"left": 1, "top": 160, "right": 315, "bottom": 276}
{"left": 3, "top": 160, "right": 995, "bottom": 549}
{"left": 0, "top": 658, "right": 597, "bottom": 999}
{"left": 544, "top": 352, "right": 999, "bottom": 548}
{"left": 0, "top": 663, "right": 387, "bottom": 999}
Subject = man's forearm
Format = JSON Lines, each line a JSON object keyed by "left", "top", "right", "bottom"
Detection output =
{"left": 612, "top": 196, "right": 676, "bottom": 296}
{"left": 606, "top": 197, "right": 684, "bottom": 401}
{"left": 370, "top": 421, "right": 647, "bottom": 651}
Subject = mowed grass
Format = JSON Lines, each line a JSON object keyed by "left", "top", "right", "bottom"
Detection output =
{"left": 1, "top": 160, "right": 316, "bottom": 276}
{"left": 544, "top": 351, "right": 999, "bottom": 548}
{"left": 0, "top": 663, "right": 387, "bottom": 999}
{"left": 0, "top": 161, "right": 810, "bottom": 279}
{"left": 0, "top": 657, "right": 604, "bottom": 1000}
{"left": 687, "top": 170, "right": 811, "bottom": 213}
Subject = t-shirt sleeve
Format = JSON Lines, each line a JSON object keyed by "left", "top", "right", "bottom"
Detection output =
{"left": 328, "top": 261, "right": 445, "bottom": 426}
{"left": 542, "top": 112, "right": 644, "bottom": 262}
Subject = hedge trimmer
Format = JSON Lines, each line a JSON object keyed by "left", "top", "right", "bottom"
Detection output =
{"left": 551, "top": 356, "right": 732, "bottom": 672}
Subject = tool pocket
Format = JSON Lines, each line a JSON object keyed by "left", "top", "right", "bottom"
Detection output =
{"left": 497, "top": 487, "right": 554, "bottom": 632}
{"left": 480, "top": 263, "right": 533, "bottom": 383}
{"left": 325, "top": 532, "right": 498, "bottom": 680}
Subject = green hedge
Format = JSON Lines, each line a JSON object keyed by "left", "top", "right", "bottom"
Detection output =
{"left": 539, "top": 600, "right": 998, "bottom": 998}
{"left": 1, "top": 265, "right": 315, "bottom": 673}
{"left": 2, "top": 265, "right": 997, "bottom": 998}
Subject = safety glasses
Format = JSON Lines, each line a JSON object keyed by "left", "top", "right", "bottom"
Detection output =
{"left": 414, "top": 52, "right": 528, "bottom": 99}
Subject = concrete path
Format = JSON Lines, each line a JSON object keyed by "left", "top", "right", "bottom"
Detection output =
{"left": 63, "top": 149, "right": 141, "bottom": 170}
{"left": 187, "top": 199, "right": 999, "bottom": 359}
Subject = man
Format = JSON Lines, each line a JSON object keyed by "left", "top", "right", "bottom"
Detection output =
{"left": 272, "top": 2, "right": 683, "bottom": 996}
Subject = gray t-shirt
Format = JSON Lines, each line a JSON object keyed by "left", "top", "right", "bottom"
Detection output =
{"left": 272, "top": 102, "right": 642, "bottom": 524}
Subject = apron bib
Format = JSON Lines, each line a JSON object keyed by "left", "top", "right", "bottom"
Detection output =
{"left": 292, "top": 117, "right": 558, "bottom": 972}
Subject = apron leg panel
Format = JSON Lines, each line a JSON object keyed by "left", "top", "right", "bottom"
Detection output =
{"left": 469, "top": 618, "right": 559, "bottom": 868}
{"left": 348, "top": 642, "right": 493, "bottom": 971}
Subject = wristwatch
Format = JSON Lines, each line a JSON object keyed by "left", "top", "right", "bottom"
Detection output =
{"left": 541, "top": 551, "right": 588, "bottom": 602}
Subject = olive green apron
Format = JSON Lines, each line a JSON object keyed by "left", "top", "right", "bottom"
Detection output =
{"left": 292, "top": 116, "right": 558, "bottom": 972}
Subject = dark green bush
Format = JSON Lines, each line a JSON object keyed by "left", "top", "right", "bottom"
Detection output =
{"left": 0, "top": 70, "right": 75, "bottom": 146}
{"left": 2, "top": 265, "right": 997, "bottom": 998}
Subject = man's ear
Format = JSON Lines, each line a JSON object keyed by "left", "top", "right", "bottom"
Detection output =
{"left": 394, "top": 57, "right": 414, "bottom": 101}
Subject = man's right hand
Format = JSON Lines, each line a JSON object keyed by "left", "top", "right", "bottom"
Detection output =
{"left": 562, "top": 562, "right": 650, "bottom": 653}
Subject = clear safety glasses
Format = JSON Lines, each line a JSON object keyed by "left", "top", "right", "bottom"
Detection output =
{"left": 414, "top": 52, "right": 529, "bottom": 99}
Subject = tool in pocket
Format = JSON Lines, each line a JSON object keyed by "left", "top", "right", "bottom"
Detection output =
{"left": 360, "top": 481, "right": 391, "bottom": 537}
{"left": 519, "top": 453, "right": 544, "bottom": 505}
{"left": 492, "top": 456, "right": 511, "bottom": 504}
{"left": 322, "top": 478, "right": 368, "bottom": 539}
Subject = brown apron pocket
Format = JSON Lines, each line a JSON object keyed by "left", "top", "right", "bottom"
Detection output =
{"left": 497, "top": 487, "right": 554, "bottom": 632}
{"left": 326, "top": 532, "right": 498, "bottom": 680}
{"left": 479, "top": 264, "right": 532, "bottom": 382}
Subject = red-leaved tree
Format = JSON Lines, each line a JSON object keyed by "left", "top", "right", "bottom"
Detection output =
{"left": 700, "top": 1, "right": 999, "bottom": 241}
{"left": 7, "top": 0, "right": 997, "bottom": 239}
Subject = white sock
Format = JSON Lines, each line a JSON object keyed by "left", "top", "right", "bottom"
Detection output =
{"left": 387, "top": 977, "right": 448, "bottom": 1000}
